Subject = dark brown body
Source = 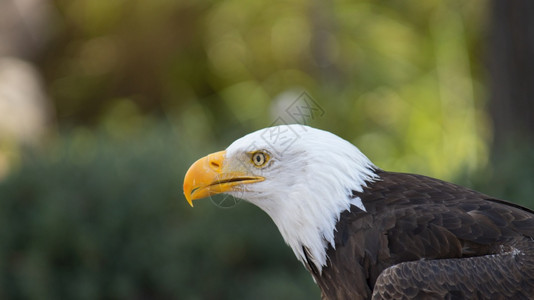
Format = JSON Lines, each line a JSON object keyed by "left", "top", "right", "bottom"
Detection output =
{"left": 304, "top": 171, "right": 534, "bottom": 299}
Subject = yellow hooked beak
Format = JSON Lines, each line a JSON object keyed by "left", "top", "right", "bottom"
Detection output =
{"left": 183, "top": 150, "right": 264, "bottom": 207}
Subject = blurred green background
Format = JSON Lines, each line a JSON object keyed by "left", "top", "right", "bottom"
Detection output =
{"left": 0, "top": 0, "right": 533, "bottom": 299}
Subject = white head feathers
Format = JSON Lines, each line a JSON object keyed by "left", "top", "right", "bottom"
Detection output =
{"left": 225, "top": 125, "right": 378, "bottom": 272}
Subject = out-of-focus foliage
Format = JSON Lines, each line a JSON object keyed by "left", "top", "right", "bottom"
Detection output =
{"left": 1, "top": 124, "right": 532, "bottom": 299}
{"left": 0, "top": 124, "right": 319, "bottom": 299}
{"left": 40, "top": 0, "right": 488, "bottom": 180}
{"left": 466, "top": 143, "right": 534, "bottom": 210}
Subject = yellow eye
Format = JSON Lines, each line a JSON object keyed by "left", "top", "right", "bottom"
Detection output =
{"left": 251, "top": 151, "right": 269, "bottom": 167}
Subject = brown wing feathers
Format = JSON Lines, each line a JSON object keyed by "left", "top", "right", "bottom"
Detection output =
{"left": 372, "top": 240, "right": 534, "bottom": 299}
{"left": 314, "top": 171, "right": 534, "bottom": 300}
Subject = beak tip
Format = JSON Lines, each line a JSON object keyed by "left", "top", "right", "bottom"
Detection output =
{"left": 184, "top": 191, "right": 194, "bottom": 207}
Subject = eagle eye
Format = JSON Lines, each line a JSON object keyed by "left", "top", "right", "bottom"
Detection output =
{"left": 251, "top": 151, "right": 269, "bottom": 167}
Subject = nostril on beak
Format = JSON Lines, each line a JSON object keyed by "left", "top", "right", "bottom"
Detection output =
{"left": 206, "top": 151, "right": 225, "bottom": 171}
{"left": 210, "top": 160, "right": 220, "bottom": 170}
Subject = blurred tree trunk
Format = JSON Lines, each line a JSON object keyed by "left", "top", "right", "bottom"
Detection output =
{"left": 488, "top": 0, "right": 534, "bottom": 152}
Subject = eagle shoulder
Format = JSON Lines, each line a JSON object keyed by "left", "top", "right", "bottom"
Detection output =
{"left": 315, "top": 171, "right": 534, "bottom": 300}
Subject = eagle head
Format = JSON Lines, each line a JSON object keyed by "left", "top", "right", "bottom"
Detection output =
{"left": 183, "top": 125, "right": 377, "bottom": 271}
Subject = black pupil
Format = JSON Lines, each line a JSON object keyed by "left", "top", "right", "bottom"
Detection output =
{"left": 255, "top": 154, "right": 263, "bottom": 164}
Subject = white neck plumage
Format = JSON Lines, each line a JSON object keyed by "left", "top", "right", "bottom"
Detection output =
{"left": 250, "top": 141, "right": 378, "bottom": 273}
{"left": 225, "top": 125, "right": 379, "bottom": 273}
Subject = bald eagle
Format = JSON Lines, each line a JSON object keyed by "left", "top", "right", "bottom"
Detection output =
{"left": 183, "top": 125, "right": 534, "bottom": 299}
